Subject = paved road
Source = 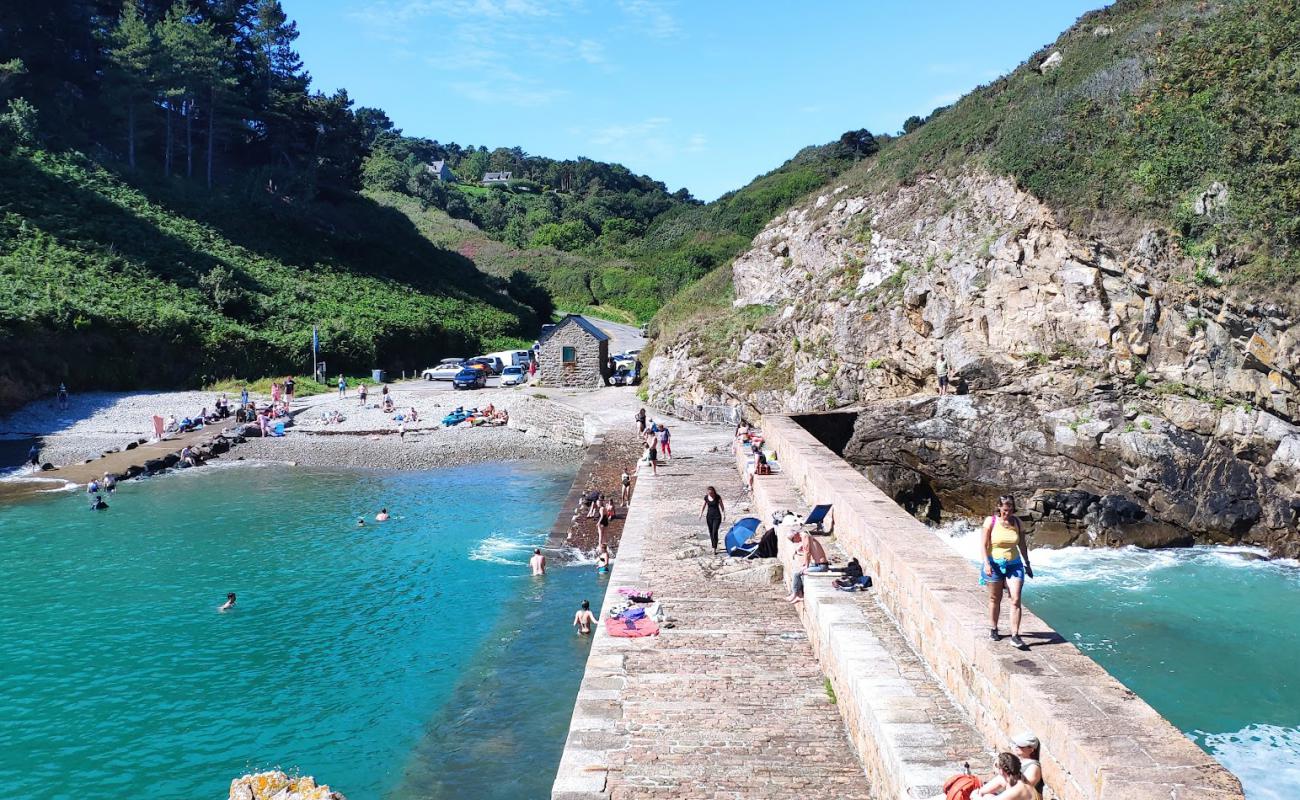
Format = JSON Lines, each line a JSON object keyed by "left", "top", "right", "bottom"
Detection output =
{"left": 577, "top": 315, "right": 646, "bottom": 356}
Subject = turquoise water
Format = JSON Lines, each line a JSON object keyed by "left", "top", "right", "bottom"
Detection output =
{"left": 941, "top": 524, "right": 1300, "bottom": 799}
{"left": 0, "top": 461, "right": 598, "bottom": 800}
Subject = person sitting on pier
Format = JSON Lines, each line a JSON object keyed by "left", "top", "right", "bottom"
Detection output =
{"left": 784, "top": 528, "right": 829, "bottom": 603}
{"left": 164, "top": 414, "right": 179, "bottom": 434}
{"left": 982, "top": 753, "right": 1038, "bottom": 800}
{"left": 573, "top": 599, "right": 597, "bottom": 635}
{"left": 973, "top": 735, "right": 1042, "bottom": 798}
{"left": 179, "top": 446, "right": 199, "bottom": 467}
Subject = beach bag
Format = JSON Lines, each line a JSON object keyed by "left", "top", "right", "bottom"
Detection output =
{"left": 942, "top": 773, "right": 982, "bottom": 800}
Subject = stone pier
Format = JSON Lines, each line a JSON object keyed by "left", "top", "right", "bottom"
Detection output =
{"left": 551, "top": 418, "right": 871, "bottom": 799}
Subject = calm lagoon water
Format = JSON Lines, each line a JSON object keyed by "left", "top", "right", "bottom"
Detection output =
{"left": 0, "top": 460, "right": 598, "bottom": 800}
{"left": 941, "top": 523, "right": 1300, "bottom": 799}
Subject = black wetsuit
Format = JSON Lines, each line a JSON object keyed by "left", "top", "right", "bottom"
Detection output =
{"left": 704, "top": 494, "right": 723, "bottom": 550}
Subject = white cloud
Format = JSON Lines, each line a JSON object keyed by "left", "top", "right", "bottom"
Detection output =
{"left": 449, "top": 80, "right": 568, "bottom": 107}
{"left": 685, "top": 133, "right": 706, "bottom": 153}
{"left": 617, "top": 0, "right": 679, "bottom": 38}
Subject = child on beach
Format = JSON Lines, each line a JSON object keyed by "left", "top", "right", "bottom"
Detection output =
{"left": 573, "top": 600, "right": 598, "bottom": 635}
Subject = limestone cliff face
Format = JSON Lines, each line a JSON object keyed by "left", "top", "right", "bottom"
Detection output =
{"left": 650, "top": 172, "right": 1300, "bottom": 556}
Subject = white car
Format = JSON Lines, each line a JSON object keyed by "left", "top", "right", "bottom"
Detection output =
{"left": 500, "top": 365, "right": 526, "bottom": 386}
{"left": 422, "top": 362, "right": 465, "bottom": 381}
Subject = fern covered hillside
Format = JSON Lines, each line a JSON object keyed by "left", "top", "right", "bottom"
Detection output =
{"left": 362, "top": 132, "right": 870, "bottom": 321}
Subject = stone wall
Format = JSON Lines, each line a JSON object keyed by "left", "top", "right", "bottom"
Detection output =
{"left": 539, "top": 323, "right": 608, "bottom": 388}
{"left": 759, "top": 414, "right": 1242, "bottom": 800}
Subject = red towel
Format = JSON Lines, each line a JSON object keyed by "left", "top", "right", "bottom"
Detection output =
{"left": 605, "top": 617, "right": 660, "bottom": 637}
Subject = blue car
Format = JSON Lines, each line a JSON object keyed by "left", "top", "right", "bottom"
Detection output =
{"left": 452, "top": 367, "right": 487, "bottom": 389}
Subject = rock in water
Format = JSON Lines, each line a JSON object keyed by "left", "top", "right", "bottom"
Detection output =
{"left": 228, "top": 771, "right": 345, "bottom": 800}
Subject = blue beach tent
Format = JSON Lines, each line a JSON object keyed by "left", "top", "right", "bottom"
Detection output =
{"left": 725, "top": 517, "right": 763, "bottom": 556}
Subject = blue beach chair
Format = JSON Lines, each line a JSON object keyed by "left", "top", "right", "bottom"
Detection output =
{"left": 724, "top": 517, "right": 763, "bottom": 557}
{"left": 803, "top": 504, "right": 832, "bottom": 534}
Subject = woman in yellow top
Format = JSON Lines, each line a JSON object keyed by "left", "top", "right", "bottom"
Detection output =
{"left": 981, "top": 495, "right": 1034, "bottom": 649}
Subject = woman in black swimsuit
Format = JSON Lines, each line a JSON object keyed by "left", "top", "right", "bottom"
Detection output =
{"left": 699, "top": 486, "right": 726, "bottom": 553}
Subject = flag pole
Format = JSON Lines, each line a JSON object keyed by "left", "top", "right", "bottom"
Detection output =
{"left": 312, "top": 325, "right": 319, "bottom": 382}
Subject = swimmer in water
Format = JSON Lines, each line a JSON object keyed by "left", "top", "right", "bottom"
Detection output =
{"left": 89, "top": 494, "right": 109, "bottom": 511}
{"left": 573, "top": 600, "right": 597, "bottom": 635}
{"left": 218, "top": 592, "right": 236, "bottom": 611}
{"left": 376, "top": 508, "right": 390, "bottom": 522}
{"left": 357, "top": 517, "right": 366, "bottom": 527}
{"left": 530, "top": 548, "right": 546, "bottom": 576}
{"left": 595, "top": 545, "right": 610, "bottom": 574}
{"left": 87, "top": 479, "right": 101, "bottom": 494}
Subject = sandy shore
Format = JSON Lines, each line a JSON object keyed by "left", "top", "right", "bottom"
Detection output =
{"left": 0, "top": 384, "right": 591, "bottom": 475}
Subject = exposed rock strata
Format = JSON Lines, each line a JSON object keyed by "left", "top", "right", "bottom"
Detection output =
{"left": 651, "top": 172, "right": 1300, "bottom": 556}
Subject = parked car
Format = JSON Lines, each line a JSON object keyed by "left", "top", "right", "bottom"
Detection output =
{"left": 488, "top": 349, "right": 533, "bottom": 369}
{"left": 467, "top": 356, "right": 504, "bottom": 375}
{"left": 611, "top": 361, "right": 642, "bottom": 386}
{"left": 500, "top": 365, "right": 526, "bottom": 386}
{"left": 423, "top": 362, "right": 466, "bottom": 381}
{"left": 452, "top": 367, "right": 487, "bottom": 389}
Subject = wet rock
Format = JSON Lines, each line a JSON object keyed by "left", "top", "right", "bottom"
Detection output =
{"left": 124, "top": 441, "right": 138, "bottom": 450}
{"left": 228, "top": 771, "right": 345, "bottom": 800}
{"left": 40, "top": 462, "right": 54, "bottom": 471}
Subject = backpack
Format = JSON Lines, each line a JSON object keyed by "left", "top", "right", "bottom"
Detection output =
{"left": 943, "top": 774, "right": 982, "bottom": 800}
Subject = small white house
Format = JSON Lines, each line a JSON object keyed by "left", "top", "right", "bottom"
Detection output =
{"left": 482, "top": 171, "right": 513, "bottom": 185}
{"left": 426, "top": 160, "right": 453, "bottom": 182}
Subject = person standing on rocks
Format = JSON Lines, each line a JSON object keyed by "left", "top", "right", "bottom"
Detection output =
{"left": 700, "top": 487, "right": 726, "bottom": 553}
{"left": 358, "top": 383, "right": 368, "bottom": 407}
{"left": 981, "top": 495, "right": 1033, "bottom": 649}
{"left": 635, "top": 407, "right": 646, "bottom": 435}
{"left": 936, "top": 354, "right": 950, "bottom": 396}
{"left": 27, "top": 443, "right": 40, "bottom": 467}
{"left": 338, "top": 374, "right": 347, "bottom": 398}
{"left": 284, "top": 376, "right": 295, "bottom": 405}
{"left": 620, "top": 466, "right": 632, "bottom": 506}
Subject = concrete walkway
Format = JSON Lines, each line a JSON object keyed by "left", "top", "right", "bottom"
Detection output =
{"left": 553, "top": 417, "right": 871, "bottom": 800}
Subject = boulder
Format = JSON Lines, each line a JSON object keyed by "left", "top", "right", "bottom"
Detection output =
{"left": 1038, "top": 51, "right": 1063, "bottom": 73}
{"left": 228, "top": 771, "right": 345, "bottom": 800}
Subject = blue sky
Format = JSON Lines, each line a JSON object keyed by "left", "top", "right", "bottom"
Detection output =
{"left": 287, "top": 1, "right": 1106, "bottom": 200}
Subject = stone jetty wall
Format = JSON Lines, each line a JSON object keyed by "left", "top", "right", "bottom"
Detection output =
{"left": 759, "top": 414, "right": 1243, "bottom": 800}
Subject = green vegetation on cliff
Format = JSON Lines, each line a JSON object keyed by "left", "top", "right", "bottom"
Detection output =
{"left": 653, "top": 0, "right": 1300, "bottom": 355}
{"left": 861, "top": 0, "right": 1300, "bottom": 285}
{"left": 0, "top": 145, "right": 540, "bottom": 405}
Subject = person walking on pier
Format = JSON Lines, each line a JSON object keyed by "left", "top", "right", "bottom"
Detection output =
{"left": 635, "top": 407, "right": 646, "bottom": 435}
{"left": 981, "top": 495, "right": 1033, "bottom": 649}
{"left": 700, "top": 487, "right": 726, "bottom": 553}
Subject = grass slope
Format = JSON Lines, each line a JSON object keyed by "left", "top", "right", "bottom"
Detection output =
{"left": 0, "top": 147, "right": 539, "bottom": 409}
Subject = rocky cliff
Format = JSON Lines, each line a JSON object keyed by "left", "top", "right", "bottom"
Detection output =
{"left": 650, "top": 171, "right": 1300, "bottom": 557}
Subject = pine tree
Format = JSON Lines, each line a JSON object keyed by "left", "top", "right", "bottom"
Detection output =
{"left": 104, "top": 3, "right": 157, "bottom": 170}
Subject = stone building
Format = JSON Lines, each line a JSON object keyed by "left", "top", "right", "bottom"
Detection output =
{"left": 537, "top": 314, "right": 610, "bottom": 388}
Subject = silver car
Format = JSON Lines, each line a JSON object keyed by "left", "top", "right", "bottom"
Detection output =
{"left": 500, "top": 365, "right": 526, "bottom": 386}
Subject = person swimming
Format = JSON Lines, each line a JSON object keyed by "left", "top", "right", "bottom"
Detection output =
{"left": 103, "top": 473, "right": 117, "bottom": 493}
{"left": 595, "top": 545, "right": 610, "bottom": 574}
{"left": 376, "top": 508, "right": 390, "bottom": 522}
{"left": 218, "top": 592, "right": 236, "bottom": 612}
{"left": 573, "top": 600, "right": 598, "bottom": 635}
{"left": 530, "top": 548, "right": 546, "bottom": 576}
{"left": 89, "top": 494, "right": 108, "bottom": 511}
{"left": 357, "top": 517, "right": 366, "bottom": 527}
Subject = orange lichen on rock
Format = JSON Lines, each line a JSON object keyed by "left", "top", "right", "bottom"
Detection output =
{"left": 228, "top": 770, "right": 345, "bottom": 800}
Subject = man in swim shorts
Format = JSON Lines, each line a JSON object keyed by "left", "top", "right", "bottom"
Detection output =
{"left": 530, "top": 548, "right": 546, "bottom": 575}
{"left": 573, "top": 600, "right": 597, "bottom": 635}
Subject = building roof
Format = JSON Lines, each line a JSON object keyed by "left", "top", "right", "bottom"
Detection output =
{"left": 482, "top": 171, "right": 513, "bottom": 181}
{"left": 540, "top": 314, "right": 610, "bottom": 345}
{"left": 428, "top": 160, "right": 448, "bottom": 172}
